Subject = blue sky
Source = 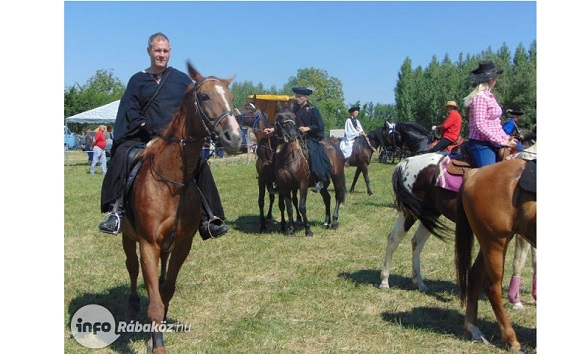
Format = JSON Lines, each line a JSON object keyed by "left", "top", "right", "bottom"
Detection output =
{"left": 64, "top": 1, "right": 536, "bottom": 105}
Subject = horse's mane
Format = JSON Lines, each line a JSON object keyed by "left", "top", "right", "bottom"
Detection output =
{"left": 397, "top": 122, "right": 429, "bottom": 136}
{"left": 140, "top": 88, "right": 193, "bottom": 159}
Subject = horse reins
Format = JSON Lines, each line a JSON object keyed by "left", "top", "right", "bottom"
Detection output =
{"left": 154, "top": 76, "right": 234, "bottom": 252}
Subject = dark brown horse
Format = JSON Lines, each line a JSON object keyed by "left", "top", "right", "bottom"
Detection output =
{"left": 274, "top": 109, "right": 346, "bottom": 236}
{"left": 455, "top": 155, "right": 536, "bottom": 351}
{"left": 329, "top": 133, "right": 378, "bottom": 195}
{"left": 236, "top": 97, "right": 300, "bottom": 232}
{"left": 380, "top": 129, "right": 536, "bottom": 292}
{"left": 236, "top": 99, "right": 278, "bottom": 232}
{"left": 121, "top": 63, "right": 242, "bottom": 353}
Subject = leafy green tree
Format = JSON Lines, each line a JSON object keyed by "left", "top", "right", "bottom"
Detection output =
{"left": 64, "top": 69, "right": 125, "bottom": 131}
{"left": 231, "top": 80, "right": 270, "bottom": 110}
{"left": 395, "top": 58, "right": 418, "bottom": 123}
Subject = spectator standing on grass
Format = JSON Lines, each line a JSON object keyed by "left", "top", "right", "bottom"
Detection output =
{"left": 84, "top": 129, "right": 93, "bottom": 166}
{"left": 90, "top": 125, "right": 107, "bottom": 175}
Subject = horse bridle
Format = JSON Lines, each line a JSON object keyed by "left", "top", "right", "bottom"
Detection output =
{"left": 276, "top": 117, "right": 298, "bottom": 143}
{"left": 192, "top": 77, "right": 235, "bottom": 143}
{"left": 153, "top": 77, "right": 235, "bottom": 186}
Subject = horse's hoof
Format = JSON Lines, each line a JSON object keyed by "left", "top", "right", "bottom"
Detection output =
{"left": 323, "top": 223, "right": 330, "bottom": 229}
{"left": 367, "top": 191, "right": 373, "bottom": 196}
{"left": 331, "top": 222, "right": 339, "bottom": 230}
{"left": 305, "top": 230, "right": 313, "bottom": 237}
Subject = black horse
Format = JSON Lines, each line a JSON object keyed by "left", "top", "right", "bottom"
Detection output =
{"left": 384, "top": 121, "right": 433, "bottom": 156}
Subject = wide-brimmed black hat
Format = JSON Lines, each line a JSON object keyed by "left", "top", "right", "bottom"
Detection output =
{"left": 292, "top": 87, "right": 313, "bottom": 96}
{"left": 349, "top": 106, "right": 360, "bottom": 113}
{"left": 470, "top": 60, "right": 503, "bottom": 82}
{"left": 507, "top": 109, "right": 524, "bottom": 116}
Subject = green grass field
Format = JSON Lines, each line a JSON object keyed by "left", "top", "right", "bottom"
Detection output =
{"left": 64, "top": 150, "right": 536, "bottom": 353}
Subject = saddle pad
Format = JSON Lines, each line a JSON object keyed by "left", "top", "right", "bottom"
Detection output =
{"left": 518, "top": 159, "right": 536, "bottom": 194}
{"left": 436, "top": 155, "right": 463, "bottom": 192}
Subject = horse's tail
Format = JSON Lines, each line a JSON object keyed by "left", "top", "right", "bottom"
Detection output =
{"left": 335, "top": 168, "right": 346, "bottom": 206}
{"left": 455, "top": 186, "right": 474, "bottom": 307}
{"left": 391, "top": 162, "right": 449, "bottom": 240}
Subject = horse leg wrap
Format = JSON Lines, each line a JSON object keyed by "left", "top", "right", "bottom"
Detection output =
{"left": 507, "top": 275, "right": 521, "bottom": 304}
{"left": 532, "top": 274, "right": 537, "bottom": 301}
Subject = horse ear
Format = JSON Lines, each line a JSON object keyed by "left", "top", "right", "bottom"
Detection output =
{"left": 225, "top": 75, "right": 236, "bottom": 86}
{"left": 187, "top": 61, "right": 203, "bottom": 82}
{"left": 253, "top": 95, "right": 257, "bottom": 105}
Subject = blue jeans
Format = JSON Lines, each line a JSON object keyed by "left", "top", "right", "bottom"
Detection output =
{"left": 467, "top": 139, "right": 498, "bottom": 167}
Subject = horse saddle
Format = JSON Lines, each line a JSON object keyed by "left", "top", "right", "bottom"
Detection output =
{"left": 124, "top": 143, "right": 146, "bottom": 219}
{"left": 445, "top": 142, "right": 474, "bottom": 176}
{"left": 445, "top": 142, "right": 513, "bottom": 176}
{"left": 518, "top": 159, "right": 536, "bottom": 194}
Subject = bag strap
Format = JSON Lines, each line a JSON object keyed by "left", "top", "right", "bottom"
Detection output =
{"left": 141, "top": 68, "right": 172, "bottom": 114}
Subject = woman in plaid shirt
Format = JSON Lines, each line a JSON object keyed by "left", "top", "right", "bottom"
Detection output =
{"left": 463, "top": 61, "right": 518, "bottom": 167}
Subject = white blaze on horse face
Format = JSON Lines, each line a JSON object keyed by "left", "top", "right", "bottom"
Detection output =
{"left": 214, "top": 84, "right": 240, "bottom": 132}
{"left": 399, "top": 153, "right": 443, "bottom": 191}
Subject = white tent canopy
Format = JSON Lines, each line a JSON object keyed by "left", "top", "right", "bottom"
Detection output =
{"left": 65, "top": 100, "right": 120, "bottom": 124}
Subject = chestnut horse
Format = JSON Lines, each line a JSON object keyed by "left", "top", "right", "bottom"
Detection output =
{"left": 380, "top": 129, "right": 536, "bottom": 292}
{"left": 274, "top": 109, "right": 346, "bottom": 236}
{"left": 121, "top": 63, "right": 241, "bottom": 353}
{"left": 455, "top": 156, "right": 536, "bottom": 351}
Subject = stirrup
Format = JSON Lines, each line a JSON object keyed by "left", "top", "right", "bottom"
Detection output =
{"left": 99, "top": 212, "right": 122, "bottom": 235}
{"left": 208, "top": 216, "right": 226, "bottom": 228}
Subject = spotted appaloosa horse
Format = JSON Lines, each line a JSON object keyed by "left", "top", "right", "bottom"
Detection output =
{"left": 455, "top": 156, "right": 536, "bottom": 351}
{"left": 379, "top": 136, "right": 536, "bottom": 294}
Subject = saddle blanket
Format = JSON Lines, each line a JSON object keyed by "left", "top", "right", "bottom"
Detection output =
{"left": 435, "top": 155, "right": 463, "bottom": 192}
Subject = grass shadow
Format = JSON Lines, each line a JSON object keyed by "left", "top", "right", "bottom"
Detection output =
{"left": 381, "top": 306, "right": 536, "bottom": 351}
{"left": 338, "top": 269, "right": 458, "bottom": 303}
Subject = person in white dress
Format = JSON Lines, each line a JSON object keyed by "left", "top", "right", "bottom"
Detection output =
{"left": 340, "top": 106, "right": 365, "bottom": 159}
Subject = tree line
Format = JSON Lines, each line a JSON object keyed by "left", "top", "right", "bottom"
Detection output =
{"left": 65, "top": 40, "right": 536, "bottom": 137}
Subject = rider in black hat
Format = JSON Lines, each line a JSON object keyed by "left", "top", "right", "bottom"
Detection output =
{"left": 292, "top": 87, "right": 331, "bottom": 193}
{"left": 502, "top": 109, "right": 525, "bottom": 151}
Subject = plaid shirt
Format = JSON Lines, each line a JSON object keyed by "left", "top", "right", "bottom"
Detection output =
{"left": 468, "top": 90, "right": 508, "bottom": 145}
